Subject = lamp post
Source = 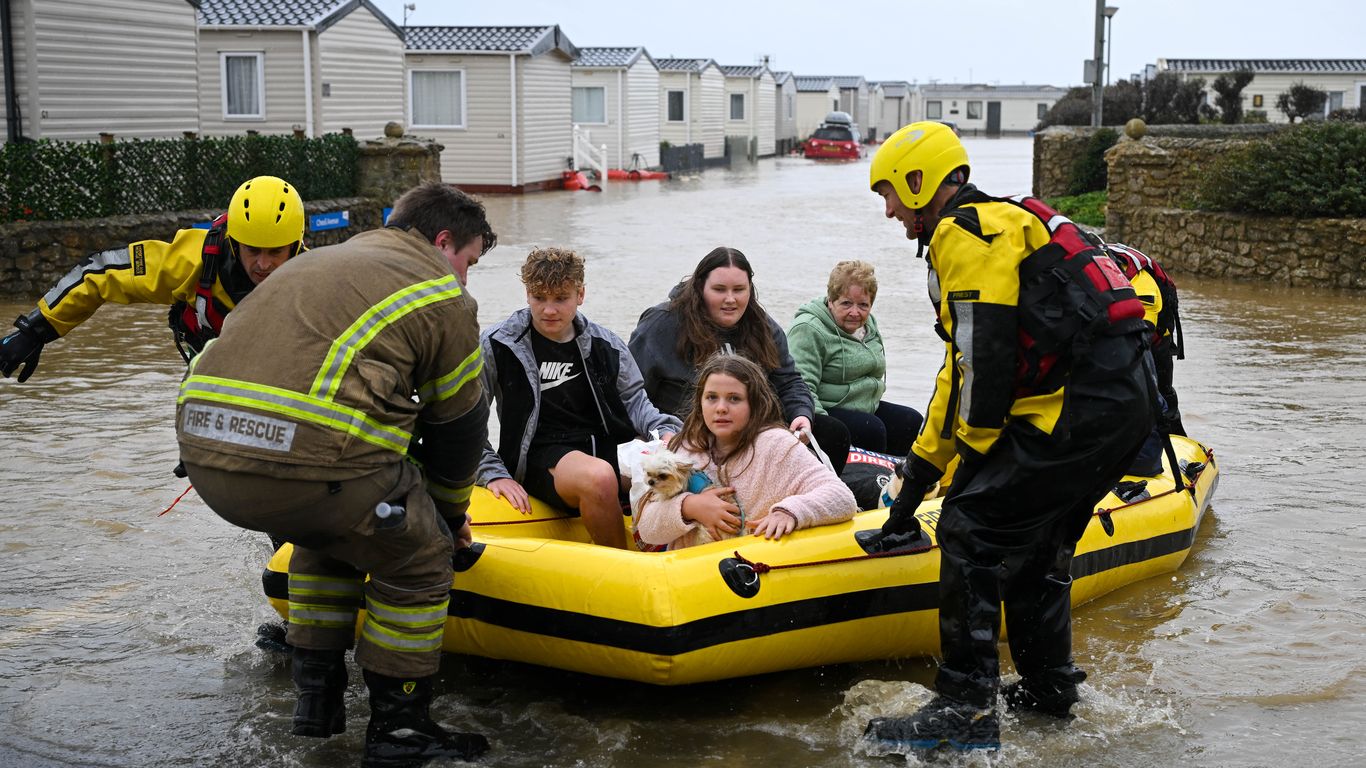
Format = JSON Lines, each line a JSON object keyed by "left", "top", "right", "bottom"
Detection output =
{"left": 1090, "top": 0, "right": 1105, "bottom": 127}
{"left": 1104, "top": 6, "right": 1119, "bottom": 86}
{"left": 402, "top": 2, "right": 415, "bottom": 27}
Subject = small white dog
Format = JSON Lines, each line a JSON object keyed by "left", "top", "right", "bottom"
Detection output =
{"left": 638, "top": 449, "right": 738, "bottom": 545}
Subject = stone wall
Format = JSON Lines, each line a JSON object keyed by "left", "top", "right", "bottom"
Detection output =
{"left": 1105, "top": 207, "right": 1366, "bottom": 289}
{"left": 1033, "top": 123, "right": 1286, "bottom": 200}
{"left": 1104, "top": 129, "right": 1366, "bottom": 290}
{"left": 0, "top": 130, "right": 442, "bottom": 298}
{"left": 1032, "top": 126, "right": 1095, "bottom": 199}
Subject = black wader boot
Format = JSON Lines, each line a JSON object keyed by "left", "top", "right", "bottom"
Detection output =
{"left": 865, "top": 695, "right": 1001, "bottom": 752}
{"left": 361, "top": 669, "right": 489, "bottom": 767}
{"left": 292, "top": 647, "right": 347, "bottom": 737}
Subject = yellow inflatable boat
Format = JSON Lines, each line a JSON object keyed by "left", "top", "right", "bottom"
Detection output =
{"left": 263, "top": 435, "right": 1218, "bottom": 685}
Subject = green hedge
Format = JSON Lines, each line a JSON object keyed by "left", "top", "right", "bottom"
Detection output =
{"left": 1046, "top": 191, "right": 1107, "bottom": 228}
{"left": 1196, "top": 122, "right": 1366, "bottom": 217}
{"left": 1067, "top": 128, "right": 1119, "bottom": 196}
{"left": 0, "top": 133, "right": 359, "bottom": 223}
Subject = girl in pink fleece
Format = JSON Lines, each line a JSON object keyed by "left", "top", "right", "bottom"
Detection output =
{"left": 635, "top": 354, "right": 857, "bottom": 550}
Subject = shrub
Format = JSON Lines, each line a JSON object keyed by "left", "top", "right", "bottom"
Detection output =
{"left": 1046, "top": 190, "right": 1107, "bottom": 228}
{"left": 1328, "top": 106, "right": 1366, "bottom": 122}
{"left": 1196, "top": 122, "right": 1366, "bottom": 217}
{"left": 0, "top": 133, "right": 359, "bottom": 223}
{"left": 1276, "top": 82, "right": 1328, "bottom": 123}
{"left": 1066, "top": 127, "right": 1119, "bottom": 195}
{"left": 1211, "top": 70, "right": 1255, "bottom": 124}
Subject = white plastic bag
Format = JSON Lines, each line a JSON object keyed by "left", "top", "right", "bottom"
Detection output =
{"left": 618, "top": 431, "right": 666, "bottom": 510}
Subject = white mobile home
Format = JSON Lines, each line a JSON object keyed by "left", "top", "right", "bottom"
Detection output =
{"left": 656, "top": 58, "right": 725, "bottom": 161}
{"left": 570, "top": 46, "right": 660, "bottom": 170}
{"left": 874, "top": 80, "right": 914, "bottom": 138}
{"left": 1159, "top": 58, "right": 1366, "bottom": 122}
{"left": 866, "top": 82, "right": 884, "bottom": 141}
{"left": 2, "top": 0, "right": 200, "bottom": 142}
{"left": 833, "top": 75, "right": 870, "bottom": 136}
{"left": 773, "top": 71, "right": 798, "bottom": 153}
{"left": 405, "top": 25, "right": 578, "bottom": 192}
{"left": 197, "top": 0, "right": 405, "bottom": 139}
{"left": 719, "top": 65, "right": 776, "bottom": 157}
{"left": 794, "top": 75, "right": 839, "bottom": 140}
{"left": 918, "top": 83, "right": 1066, "bottom": 136}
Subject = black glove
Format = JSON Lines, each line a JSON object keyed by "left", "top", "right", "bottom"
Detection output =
{"left": 0, "top": 311, "right": 59, "bottom": 383}
{"left": 882, "top": 479, "right": 931, "bottom": 537}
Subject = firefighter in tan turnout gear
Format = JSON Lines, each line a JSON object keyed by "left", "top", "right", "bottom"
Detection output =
{"left": 0, "top": 175, "right": 304, "bottom": 380}
{"left": 176, "top": 183, "right": 498, "bottom": 766}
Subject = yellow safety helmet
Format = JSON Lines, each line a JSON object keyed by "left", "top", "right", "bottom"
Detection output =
{"left": 869, "top": 121, "right": 970, "bottom": 210}
{"left": 227, "top": 176, "right": 305, "bottom": 249}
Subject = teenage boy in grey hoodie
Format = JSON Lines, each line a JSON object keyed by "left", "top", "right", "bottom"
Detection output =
{"left": 477, "top": 248, "right": 680, "bottom": 548}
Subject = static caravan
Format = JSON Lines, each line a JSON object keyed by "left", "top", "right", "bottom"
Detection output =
{"left": 718, "top": 65, "right": 776, "bottom": 158}
{"left": 405, "top": 25, "right": 578, "bottom": 192}
{"left": 198, "top": 0, "right": 405, "bottom": 139}
{"left": 794, "top": 75, "right": 839, "bottom": 141}
{"left": 773, "top": 71, "right": 799, "bottom": 154}
{"left": 2, "top": 0, "right": 199, "bottom": 142}
{"left": 833, "top": 75, "right": 870, "bottom": 137}
{"left": 918, "top": 83, "right": 1066, "bottom": 136}
{"left": 866, "top": 82, "right": 884, "bottom": 142}
{"left": 570, "top": 47, "right": 661, "bottom": 170}
{"left": 1160, "top": 58, "right": 1366, "bottom": 122}
{"left": 874, "top": 80, "right": 914, "bottom": 138}
{"left": 656, "top": 58, "right": 725, "bottom": 161}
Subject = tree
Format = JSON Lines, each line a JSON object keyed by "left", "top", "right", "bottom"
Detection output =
{"left": 1211, "top": 69, "right": 1255, "bottom": 124}
{"left": 1142, "top": 72, "right": 1208, "bottom": 124}
{"left": 1276, "top": 82, "right": 1328, "bottom": 123}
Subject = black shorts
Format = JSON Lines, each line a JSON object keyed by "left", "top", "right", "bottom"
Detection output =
{"left": 522, "top": 435, "right": 625, "bottom": 513}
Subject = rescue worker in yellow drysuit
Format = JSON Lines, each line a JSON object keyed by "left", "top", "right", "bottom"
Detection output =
{"left": 0, "top": 176, "right": 305, "bottom": 379}
{"left": 176, "top": 182, "right": 496, "bottom": 766}
{"left": 861, "top": 122, "right": 1156, "bottom": 754}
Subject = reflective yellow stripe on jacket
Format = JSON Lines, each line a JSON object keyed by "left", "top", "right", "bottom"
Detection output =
{"left": 178, "top": 276, "right": 481, "bottom": 457}
{"left": 310, "top": 277, "right": 468, "bottom": 400}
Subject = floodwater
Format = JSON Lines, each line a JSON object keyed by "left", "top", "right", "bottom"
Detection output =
{"left": 2, "top": 138, "right": 1364, "bottom": 768}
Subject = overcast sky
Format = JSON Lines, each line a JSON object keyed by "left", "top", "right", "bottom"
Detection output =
{"left": 370, "top": 0, "right": 1361, "bottom": 88}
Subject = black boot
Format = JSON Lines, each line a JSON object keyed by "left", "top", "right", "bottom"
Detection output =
{"left": 362, "top": 669, "right": 489, "bottom": 767}
{"left": 864, "top": 694, "right": 1000, "bottom": 753}
{"left": 1002, "top": 668, "right": 1085, "bottom": 719}
{"left": 292, "top": 647, "right": 347, "bottom": 737}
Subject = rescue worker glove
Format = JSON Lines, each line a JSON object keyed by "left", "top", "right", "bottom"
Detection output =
{"left": 881, "top": 478, "right": 931, "bottom": 537}
{"left": 1, "top": 311, "right": 59, "bottom": 383}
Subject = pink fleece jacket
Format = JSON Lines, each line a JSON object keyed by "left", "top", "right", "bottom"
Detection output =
{"left": 635, "top": 427, "right": 857, "bottom": 550}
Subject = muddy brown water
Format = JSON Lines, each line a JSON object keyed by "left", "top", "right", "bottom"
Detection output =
{"left": 2, "top": 139, "right": 1363, "bottom": 767}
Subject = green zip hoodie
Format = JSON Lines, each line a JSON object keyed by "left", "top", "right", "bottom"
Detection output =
{"left": 786, "top": 297, "right": 887, "bottom": 415}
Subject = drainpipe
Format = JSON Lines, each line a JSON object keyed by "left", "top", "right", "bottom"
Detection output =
{"left": 685, "top": 73, "right": 691, "bottom": 145}
{"left": 301, "top": 29, "right": 314, "bottom": 137}
{"left": 616, "top": 68, "right": 623, "bottom": 169}
{"left": 2, "top": 0, "right": 22, "bottom": 142}
{"left": 509, "top": 54, "right": 517, "bottom": 188}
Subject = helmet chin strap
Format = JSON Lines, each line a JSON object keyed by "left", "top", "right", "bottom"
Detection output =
{"left": 913, "top": 210, "right": 929, "bottom": 259}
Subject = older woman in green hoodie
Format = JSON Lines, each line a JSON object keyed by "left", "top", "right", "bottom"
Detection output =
{"left": 787, "top": 260, "right": 922, "bottom": 456}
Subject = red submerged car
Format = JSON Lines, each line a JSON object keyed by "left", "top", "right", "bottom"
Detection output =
{"left": 804, "top": 111, "right": 863, "bottom": 160}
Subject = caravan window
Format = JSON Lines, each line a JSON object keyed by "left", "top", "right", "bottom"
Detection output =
{"left": 573, "top": 87, "right": 607, "bottom": 124}
{"left": 410, "top": 70, "right": 465, "bottom": 128}
{"left": 667, "top": 90, "right": 686, "bottom": 122}
{"left": 221, "top": 52, "right": 264, "bottom": 119}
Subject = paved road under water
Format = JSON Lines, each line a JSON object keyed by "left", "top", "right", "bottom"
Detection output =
{"left": 2, "top": 139, "right": 1364, "bottom": 767}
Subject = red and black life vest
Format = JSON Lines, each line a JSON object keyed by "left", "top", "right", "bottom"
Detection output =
{"left": 1104, "top": 242, "right": 1184, "bottom": 360}
{"left": 944, "top": 191, "right": 1149, "bottom": 396}
{"left": 168, "top": 214, "right": 234, "bottom": 362}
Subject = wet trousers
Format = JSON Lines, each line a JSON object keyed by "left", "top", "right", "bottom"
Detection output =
{"left": 932, "top": 336, "right": 1154, "bottom": 708}
{"left": 187, "top": 459, "right": 454, "bottom": 678}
